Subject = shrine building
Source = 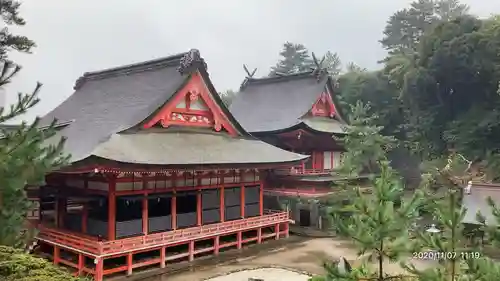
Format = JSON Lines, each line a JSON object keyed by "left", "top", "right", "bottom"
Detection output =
{"left": 229, "top": 70, "right": 365, "bottom": 234}
{"left": 31, "top": 50, "right": 308, "bottom": 281}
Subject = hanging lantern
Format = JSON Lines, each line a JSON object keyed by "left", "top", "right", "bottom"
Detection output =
{"left": 426, "top": 224, "right": 441, "bottom": 233}
{"left": 464, "top": 181, "right": 472, "bottom": 195}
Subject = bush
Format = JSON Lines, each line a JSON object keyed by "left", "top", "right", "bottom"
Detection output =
{"left": 0, "top": 246, "right": 88, "bottom": 281}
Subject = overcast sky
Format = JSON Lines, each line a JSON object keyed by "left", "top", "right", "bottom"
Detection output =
{"left": 6, "top": 0, "right": 500, "bottom": 120}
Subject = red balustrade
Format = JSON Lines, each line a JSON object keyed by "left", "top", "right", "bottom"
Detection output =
{"left": 277, "top": 166, "right": 334, "bottom": 175}
{"left": 37, "top": 226, "right": 102, "bottom": 255}
{"left": 36, "top": 211, "right": 290, "bottom": 257}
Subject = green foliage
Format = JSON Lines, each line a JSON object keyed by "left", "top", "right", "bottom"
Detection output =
{"left": 0, "top": 63, "right": 69, "bottom": 248}
{"left": 269, "top": 42, "right": 343, "bottom": 78}
{"left": 381, "top": 5, "right": 500, "bottom": 166}
{"left": 336, "top": 101, "right": 397, "bottom": 176}
{"left": 337, "top": 70, "right": 403, "bottom": 136}
{"left": 403, "top": 153, "right": 500, "bottom": 281}
{"left": 218, "top": 89, "right": 236, "bottom": 107}
{"left": 309, "top": 261, "right": 373, "bottom": 281}
{"left": 323, "top": 100, "right": 423, "bottom": 281}
{"left": 0, "top": 1, "right": 68, "bottom": 248}
{"left": 0, "top": 245, "right": 88, "bottom": 281}
{"left": 380, "top": 0, "right": 469, "bottom": 54}
{"left": 0, "top": 0, "right": 36, "bottom": 59}
{"left": 345, "top": 62, "right": 367, "bottom": 73}
{"left": 269, "top": 42, "right": 313, "bottom": 76}
{"left": 332, "top": 162, "right": 423, "bottom": 280}
{"left": 322, "top": 51, "right": 342, "bottom": 77}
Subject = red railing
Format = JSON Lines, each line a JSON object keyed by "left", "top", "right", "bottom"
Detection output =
{"left": 276, "top": 166, "right": 334, "bottom": 175}
{"left": 37, "top": 225, "right": 102, "bottom": 255}
{"left": 36, "top": 211, "right": 290, "bottom": 257}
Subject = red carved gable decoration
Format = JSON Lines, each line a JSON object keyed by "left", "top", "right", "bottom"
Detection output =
{"left": 310, "top": 91, "right": 337, "bottom": 117}
{"left": 143, "top": 71, "right": 238, "bottom": 136}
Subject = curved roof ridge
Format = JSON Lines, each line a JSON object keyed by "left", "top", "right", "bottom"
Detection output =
{"left": 74, "top": 49, "right": 206, "bottom": 90}
{"left": 241, "top": 70, "right": 317, "bottom": 90}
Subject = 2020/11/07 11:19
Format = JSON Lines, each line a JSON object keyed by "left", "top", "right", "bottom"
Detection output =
{"left": 413, "top": 251, "right": 481, "bottom": 260}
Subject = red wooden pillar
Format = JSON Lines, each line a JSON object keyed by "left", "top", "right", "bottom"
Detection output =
{"left": 240, "top": 185, "right": 245, "bottom": 218}
{"left": 126, "top": 253, "right": 133, "bottom": 275}
{"left": 196, "top": 189, "right": 202, "bottom": 226}
{"left": 142, "top": 196, "right": 148, "bottom": 235}
{"left": 160, "top": 246, "right": 166, "bottom": 268}
{"left": 171, "top": 191, "right": 177, "bottom": 230}
{"left": 275, "top": 224, "right": 280, "bottom": 240}
{"left": 77, "top": 254, "right": 84, "bottom": 276}
{"left": 237, "top": 231, "right": 242, "bottom": 249}
{"left": 95, "top": 258, "right": 104, "bottom": 281}
{"left": 220, "top": 186, "right": 225, "bottom": 222}
{"left": 53, "top": 246, "right": 60, "bottom": 265}
{"left": 188, "top": 240, "right": 194, "bottom": 262}
{"left": 108, "top": 176, "right": 116, "bottom": 240}
{"left": 259, "top": 182, "right": 264, "bottom": 216}
{"left": 214, "top": 236, "right": 220, "bottom": 255}
{"left": 257, "top": 228, "right": 262, "bottom": 244}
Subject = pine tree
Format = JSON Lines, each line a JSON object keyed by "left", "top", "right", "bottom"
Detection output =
{"left": 322, "top": 51, "right": 342, "bottom": 77}
{"left": 318, "top": 101, "right": 424, "bottom": 281}
{"left": 337, "top": 101, "right": 397, "bottom": 176}
{"left": 218, "top": 89, "right": 236, "bottom": 107}
{"left": 332, "top": 161, "right": 423, "bottom": 281}
{"left": 403, "top": 159, "right": 465, "bottom": 281}
{"left": 269, "top": 42, "right": 313, "bottom": 76}
{"left": 402, "top": 154, "right": 500, "bottom": 281}
{"left": 0, "top": 0, "right": 36, "bottom": 59}
{"left": 0, "top": 2, "right": 68, "bottom": 247}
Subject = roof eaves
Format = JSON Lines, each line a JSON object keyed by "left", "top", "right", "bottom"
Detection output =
{"left": 325, "top": 76, "right": 348, "bottom": 124}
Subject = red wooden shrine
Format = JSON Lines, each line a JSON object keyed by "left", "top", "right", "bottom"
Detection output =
{"left": 28, "top": 51, "right": 305, "bottom": 281}
{"left": 35, "top": 169, "right": 289, "bottom": 281}
{"left": 228, "top": 70, "right": 355, "bottom": 231}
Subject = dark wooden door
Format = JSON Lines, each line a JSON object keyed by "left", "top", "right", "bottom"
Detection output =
{"left": 299, "top": 209, "right": 311, "bottom": 227}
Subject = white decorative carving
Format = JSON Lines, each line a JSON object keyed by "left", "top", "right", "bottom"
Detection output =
{"left": 169, "top": 112, "right": 211, "bottom": 124}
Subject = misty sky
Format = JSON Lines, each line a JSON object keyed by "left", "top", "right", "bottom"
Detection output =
{"left": 6, "top": 0, "right": 500, "bottom": 121}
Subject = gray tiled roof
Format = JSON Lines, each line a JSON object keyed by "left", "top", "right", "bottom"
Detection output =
{"left": 462, "top": 186, "right": 500, "bottom": 225}
{"left": 229, "top": 71, "right": 345, "bottom": 133}
{"left": 90, "top": 131, "right": 307, "bottom": 165}
{"left": 40, "top": 50, "right": 307, "bottom": 166}
{"left": 301, "top": 116, "right": 346, "bottom": 134}
{"left": 40, "top": 53, "right": 190, "bottom": 162}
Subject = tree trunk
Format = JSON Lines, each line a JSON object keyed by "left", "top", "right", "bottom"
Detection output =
{"left": 378, "top": 242, "right": 384, "bottom": 281}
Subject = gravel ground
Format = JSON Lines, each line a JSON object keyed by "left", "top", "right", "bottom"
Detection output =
{"left": 160, "top": 237, "right": 433, "bottom": 281}
{"left": 118, "top": 237, "right": 433, "bottom": 281}
{"left": 203, "top": 268, "right": 310, "bottom": 281}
